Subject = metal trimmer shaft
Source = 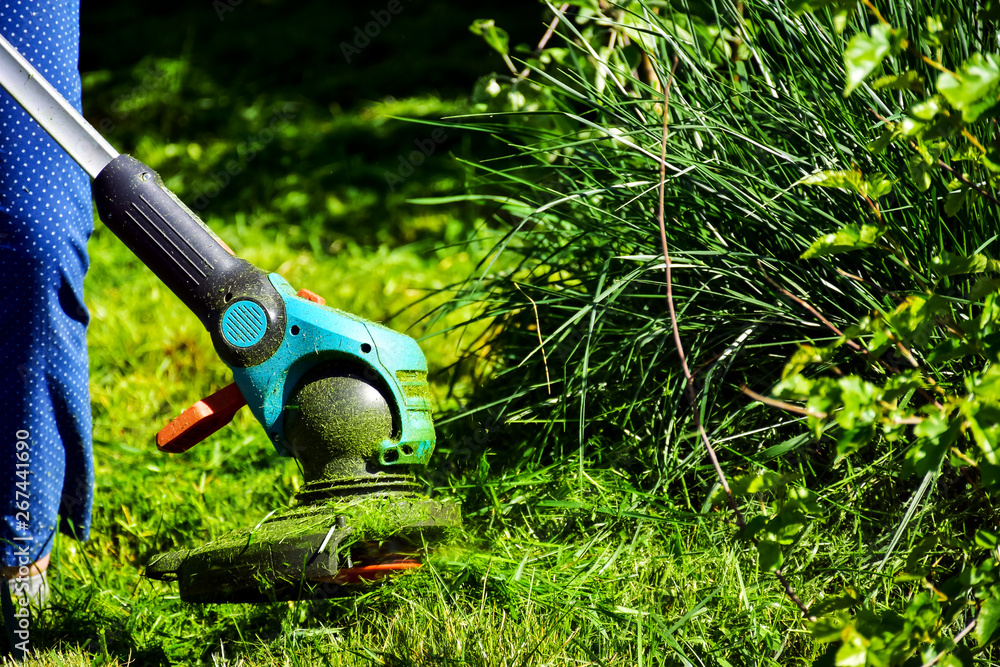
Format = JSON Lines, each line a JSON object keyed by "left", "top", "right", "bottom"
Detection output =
{"left": 0, "top": 33, "right": 118, "bottom": 177}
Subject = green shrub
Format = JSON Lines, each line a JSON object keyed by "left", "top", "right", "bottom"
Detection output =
{"left": 433, "top": 0, "right": 1000, "bottom": 663}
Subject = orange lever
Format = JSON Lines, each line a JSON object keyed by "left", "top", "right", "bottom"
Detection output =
{"left": 156, "top": 382, "right": 248, "bottom": 453}
{"left": 296, "top": 288, "right": 326, "bottom": 305}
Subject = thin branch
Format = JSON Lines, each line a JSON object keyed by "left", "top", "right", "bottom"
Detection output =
{"left": 514, "top": 4, "right": 571, "bottom": 83}
{"left": 835, "top": 267, "right": 899, "bottom": 296}
{"left": 757, "top": 262, "right": 944, "bottom": 408}
{"left": 758, "top": 263, "right": 856, "bottom": 347}
{"left": 654, "top": 58, "right": 741, "bottom": 515}
{"left": 739, "top": 386, "right": 826, "bottom": 418}
{"left": 863, "top": 0, "right": 961, "bottom": 79}
{"left": 653, "top": 56, "right": 813, "bottom": 621}
{"left": 742, "top": 386, "right": 923, "bottom": 426}
{"left": 961, "top": 128, "right": 987, "bottom": 154}
{"left": 655, "top": 58, "right": 738, "bottom": 510}
{"left": 860, "top": 0, "right": 889, "bottom": 24}
{"left": 919, "top": 617, "right": 976, "bottom": 667}
{"left": 917, "top": 52, "right": 958, "bottom": 78}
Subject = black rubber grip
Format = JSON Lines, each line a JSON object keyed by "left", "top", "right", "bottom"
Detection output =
{"left": 94, "top": 155, "right": 285, "bottom": 367}
{"left": 94, "top": 155, "right": 244, "bottom": 320}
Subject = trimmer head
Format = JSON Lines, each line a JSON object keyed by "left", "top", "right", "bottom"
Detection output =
{"left": 145, "top": 493, "right": 459, "bottom": 603}
{"left": 145, "top": 363, "right": 460, "bottom": 603}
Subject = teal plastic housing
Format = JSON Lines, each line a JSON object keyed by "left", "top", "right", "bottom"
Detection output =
{"left": 228, "top": 274, "right": 435, "bottom": 466}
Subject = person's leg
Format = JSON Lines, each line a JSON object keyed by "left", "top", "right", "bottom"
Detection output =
{"left": 0, "top": 556, "right": 48, "bottom": 580}
{"left": 0, "top": 0, "right": 94, "bottom": 597}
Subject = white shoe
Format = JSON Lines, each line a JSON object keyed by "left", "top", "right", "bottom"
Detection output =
{"left": 6, "top": 571, "right": 49, "bottom": 608}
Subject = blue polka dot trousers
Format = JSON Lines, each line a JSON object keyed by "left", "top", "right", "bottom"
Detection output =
{"left": 0, "top": 0, "right": 94, "bottom": 567}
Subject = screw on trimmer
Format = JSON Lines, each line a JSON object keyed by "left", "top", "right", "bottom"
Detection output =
{"left": 0, "top": 34, "right": 458, "bottom": 602}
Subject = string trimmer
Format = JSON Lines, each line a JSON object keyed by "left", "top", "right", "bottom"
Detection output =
{"left": 0, "top": 36, "right": 458, "bottom": 603}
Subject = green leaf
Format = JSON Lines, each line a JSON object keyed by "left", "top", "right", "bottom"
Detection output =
{"left": 938, "top": 53, "right": 1000, "bottom": 122}
{"left": 833, "top": 376, "right": 880, "bottom": 431}
{"left": 954, "top": 144, "right": 983, "bottom": 162}
{"left": 758, "top": 539, "right": 783, "bottom": 572}
{"left": 811, "top": 593, "right": 862, "bottom": 617}
{"left": 983, "top": 333, "right": 1000, "bottom": 363}
{"left": 931, "top": 251, "right": 997, "bottom": 277}
{"left": 985, "top": 148, "right": 1000, "bottom": 173}
{"left": 873, "top": 70, "right": 924, "bottom": 91}
{"left": 970, "top": 364, "right": 1000, "bottom": 400}
{"left": 905, "top": 413, "right": 956, "bottom": 476}
{"left": 868, "top": 125, "right": 897, "bottom": 154}
{"left": 844, "top": 24, "right": 903, "bottom": 96}
{"left": 975, "top": 596, "right": 1000, "bottom": 646}
{"left": 922, "top": 14, "right": 954, "bottom": 48}
{"left": 772, "top": 373, "right": 813, "bottom": 400}
{"left": 883, "top": 370, "right": 925, "bottom": 400}
{"left": 809, "top": 611, "right": 851, "bottom": 642}
{"left": 941, "top": 648, "right": 974, "bottom": 667}
{"left": 910, "top": 96, "right": 942, "bottom": 121}
{"left": 928, "top": 339, "right": 979, "bottom": 363}
{"left": 983, "top": 462, "right": 1000, "bottom": 491}
{"left": 835, "top": 426, "right": 874, "bottom": 463}
{"left": 716, "top": 472, "right": 795, "bottom": 507}
{"left": 801, "top": 224, "right": 882, "bottom": 259}
{"left": 900, "top": 116, "right": 927, "bottom": 137}
{"left": 835, "top": 627, "right": 869, "bottom": 666}
{"left": 884, "top": 295, "right": 949, "bottom": 348}
{"left": 975, "top": 529, "right": 999, "bottom": 550}
{"left": 909, "top": 154, "right": 933, "bottom": 191}
{"left": 789, "top": 0, "right": 857, "bottom": 32}
{"left": 965, "top": 402, "right": 1000, "bottom": 465}
{"left": 865, "top": 173, "right": 895, "bottom": 199}
{"left": 945, "top": 187, "right": 969, "bottom": 217}
{"left": 800, "top": 169, "right": 863, "bottom": 191}
{"left": 972, "top": 277, "right": 1000, "bottom": 299}
{"left": 915, "top": 139, "right": 946, "bottom": 166}
{"left": 797, "top": 169, "right": 896, "bottom": 199}
{"left": 738, "top": 514, "right": 769, "bottom": 541}
{"left": 469, "top": 19, "right": 510, "bottom": 56}
{"left": 619, "top": 3, "right": 666, "bottom": 55}
{"left": 783, "top": 344, "right": 836, "bottom": 379}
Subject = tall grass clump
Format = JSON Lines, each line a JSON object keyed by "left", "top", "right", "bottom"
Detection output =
{"left": 429, "top": 0, "right": 1000, "bottom": 663}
